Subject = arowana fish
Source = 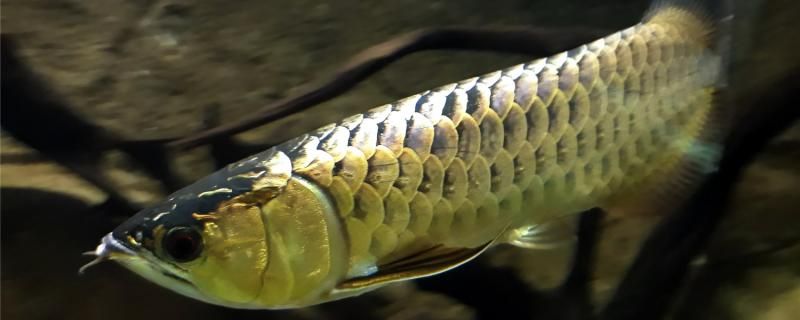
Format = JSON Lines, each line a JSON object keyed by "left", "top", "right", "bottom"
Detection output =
{"left": 83, "top": 0, "right": 732, "bottom": 309}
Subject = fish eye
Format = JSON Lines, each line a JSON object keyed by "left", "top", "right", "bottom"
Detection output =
{"left": 162, "top": 227, "right": 203, "bottom": 263}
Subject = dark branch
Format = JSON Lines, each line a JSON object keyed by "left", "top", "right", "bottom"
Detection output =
{"left": 1, "top": 35, "right": 118, "bottom": 153}
{"left": 1, "top": 35, "right": 183, "bottom": 211}
{"left": 558, "top": 208, "right": 604, "bottom": 311}
{"left": 599, "top": 71, "right": 800, "bottom": 320}
{"left": 169, "top": 26, "right": 610, "bottom": 150}
{"left": 202, "top": 104, "right": 270, "bottom": 169}
{"left": 1, "top": 35, "right": 140, "bottom": 212}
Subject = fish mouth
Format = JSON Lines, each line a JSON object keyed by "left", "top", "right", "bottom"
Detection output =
{"left": 81, "top": 233, "right": 201, "bottom": 297}
{"left": 79, "top": 233, "right": 137, "bottom": 274}
{"left": 80, "top": 234, "right": 193, "bottom": 285}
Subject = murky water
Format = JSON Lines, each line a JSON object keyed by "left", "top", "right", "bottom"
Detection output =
{"left": 2, "top": 1, "right": 798, "bottom": 319}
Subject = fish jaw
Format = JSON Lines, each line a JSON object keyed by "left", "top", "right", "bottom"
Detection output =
{"left": 86, "top": 232, "right": 230, "bottom": 307}
{"left": 79, "top": 233, "right": 138, "bottom": 275}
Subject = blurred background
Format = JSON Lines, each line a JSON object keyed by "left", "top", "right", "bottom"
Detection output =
{"left": 2, "top": 0, "right": 798, "bottom": 319}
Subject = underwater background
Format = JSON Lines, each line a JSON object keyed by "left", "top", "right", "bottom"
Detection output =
{"left": 2, "top": 0, "right": 798, "bottom": 319}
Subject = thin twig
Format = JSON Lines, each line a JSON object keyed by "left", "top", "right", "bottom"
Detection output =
{"left": 599, "top": 71, "right": 800, "bottom": 320}
{"left": 168, "top": 26, "right": 610, "bottom": 150}
{"left": 558, "top": 208, "right": 604, "bottom": 316}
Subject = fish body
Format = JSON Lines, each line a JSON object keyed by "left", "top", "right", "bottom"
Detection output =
{"left": 86, "top": 1, "right": 728, "bottom": 309}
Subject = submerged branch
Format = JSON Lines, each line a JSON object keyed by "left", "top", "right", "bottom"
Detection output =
{"left": 0, "top": 35, "right": 184, "bottom": 211}
{"left": 599, "top": 71, "right": 800, "bottom": 320}
{"left": 169, "top": 26, "right": 610, "bottom": 150}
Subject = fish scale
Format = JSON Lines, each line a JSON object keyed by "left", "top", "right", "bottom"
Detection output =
{"left": 249, "top": 18, "right": 720, "bottom": 274}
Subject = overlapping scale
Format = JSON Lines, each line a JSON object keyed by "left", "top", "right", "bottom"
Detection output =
{"left": 267, "top": 20, "right": 718, "bottom": 268}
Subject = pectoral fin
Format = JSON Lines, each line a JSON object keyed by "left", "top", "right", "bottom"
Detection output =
{"left": 504, "top": 214, "right": 579, "bottom": 249}
{"left": 336, "top": 241, "right": 493, "bottom": 290}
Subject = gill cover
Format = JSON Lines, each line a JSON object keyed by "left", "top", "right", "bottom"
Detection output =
{"left": 177, "top": 175, "right": 348, "bottom": 308}
{"left": 248, "top": 176, "right": 348, "bottom": 307}
{"left": 189, "top": 191, "right": 272, "bottom": 305}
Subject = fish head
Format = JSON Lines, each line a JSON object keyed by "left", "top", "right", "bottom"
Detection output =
{"left": 85, "top": 157, "right": 348, "bottom": 309}
{"left": 89, "top": 188, "right": 274, "bottom": 308}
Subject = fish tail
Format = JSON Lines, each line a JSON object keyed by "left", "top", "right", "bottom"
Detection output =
{"left": 656, "top": 0, "right": 732, "bottom": 145}
{"left": 605, "top": 0, "right": 737, "bottom": 216}
{"left": 657, "top": 0, "right": 737, "bottom": 155}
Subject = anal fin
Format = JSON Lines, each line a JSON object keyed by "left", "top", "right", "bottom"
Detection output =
{"left": 336, "top": 241, "right": 493, "bottom": 291}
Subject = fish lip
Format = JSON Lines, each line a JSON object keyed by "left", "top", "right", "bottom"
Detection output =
{"left": 84, "top": 233, "right": 199, "bottom": 297}
{"left": 79, "top": 233, "right": 138, "bottom": 274}
{"left": 99, "top": 233, "right": 138, "bottom": 258}
{"left": 159, "top": 268, "right": 195, "bottom": 286}
{"left": 102, "top": 234, "right": 197, "bottom": 288}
